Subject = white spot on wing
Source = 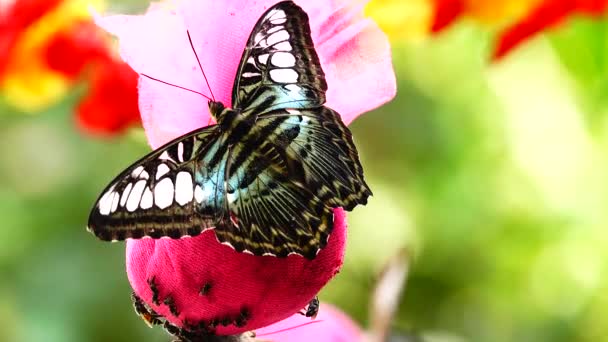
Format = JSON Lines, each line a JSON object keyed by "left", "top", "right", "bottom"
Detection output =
{"left": 270, "top": 68, "right": 298, "bottom": 83}
{"left": 220, "top": 241, "right": 236, "bottom": 250}
{"left": 271, "top": 52, "right": 295, "bottom": 67}
{"left": 194, "top": 185, "right": 204, "bottom": 203}
{"left": 120, "top": 183, "right": 133, "bottom": 207}
{"left": 140, "top": 187, "right": 153, "bottom": 209}
{"left": 159, "top": 151, "right": 173, "bottom": 162}
{"left": 267, "top": 30, "right": 289, "bottom": 46}
{"left": 154, "top": 178, "right": 174, "bottom": 209}
{"left": 98, "top": 186, "right": 116, "bottom": 215}
{"left": 156, "top": 164, "right": 170, "bottom": 180}
{"left": 126, "top": 180, "right": 146, "bottom": 212}
{"left": 131, "top": 166, "right": 144, "bottom": 178}
{"left": 285, "top": 84, "right": 301, "bottom": 93}
{"left": 175, "top": 172, "right": 194, "bottom": 206}
{"left": 177, "top": 143, "right": 184, "bottom": 162}
{"left": 226, "top": 191, "right": 237, "bottom": 204}
{"left": 274, "top": 41, "right": 292, "bottom": 51}
{"left": 268, "top": 9, "right": 286, "bottom": 19}
{"left": 254, "top": 32, "right": 264, "bottom": 44}
{"left": 270, "top": 17, "right": 287, "bottom": 24}
{"left": 111, "top": 192, "right": 120, "bottom": 213}
{"left": 98, "top": 192, "right": 112, "bottom": 215}
{"left": 267, "top": 25, "right": 283, "bottom": 35}
{"left": 258, "top": 54, "right": 269, "bottom": 65}
{"left": 242, "top": 72, "right": 260, "bottom": 78}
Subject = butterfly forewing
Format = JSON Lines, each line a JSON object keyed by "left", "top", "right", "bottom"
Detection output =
{"left": 232, "top": 1, "right": 327, "bottom": 115}
{"left": 87, "top": 126, "right": 223, "bottom": 241}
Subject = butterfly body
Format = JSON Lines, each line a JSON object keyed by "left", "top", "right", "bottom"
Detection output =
{"left": 88, "top": 1, "right": 371, "bottom": 259}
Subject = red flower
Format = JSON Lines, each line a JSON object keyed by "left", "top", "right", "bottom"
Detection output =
{"left": 494, "top": 0, "right": 608, "bottom": 59}
{"left": 430, "top": 0, "right": 465, "bottom": 32}
{"left": 76, "top": 59, "right": 141, "bottom": 136}
{"left": 44, "top": 20, "right": 111, "bottom": 78}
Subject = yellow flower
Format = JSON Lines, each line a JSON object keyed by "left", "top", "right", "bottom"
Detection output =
{"left": 366, "top": 0, "right": 434, "bottom": 40}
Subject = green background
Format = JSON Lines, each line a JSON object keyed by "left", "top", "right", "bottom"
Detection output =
{"left": 2, "top": 2, "right": 608, "bottom": 342}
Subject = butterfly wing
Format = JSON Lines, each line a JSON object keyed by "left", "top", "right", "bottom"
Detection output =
{"left": 258, "top": 108, "right": 372, "bottom": 210}
{"left": 231, "top": 1, "right": 327, "bottom": 114}
{"left": 87, "top": 126, "right": 225, "bottom": 241}
{"left": 218, "top": 131, "right": 333, "bottom": 259}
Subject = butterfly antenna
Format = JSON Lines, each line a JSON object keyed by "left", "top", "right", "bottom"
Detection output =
{"left": 187, "top": 30, "right": 216, "bottom": 102}
{"left": 140, "top": 73, "right": 212, "bottom": 101}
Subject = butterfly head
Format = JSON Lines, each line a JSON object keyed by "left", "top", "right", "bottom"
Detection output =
{"left": 209, "top": 100, "right": 255, "bottom": 140}
{"left": 208, "top": 100, "right": 225, "bottom": 121}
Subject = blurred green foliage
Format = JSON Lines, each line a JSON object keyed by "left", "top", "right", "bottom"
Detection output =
{"left": 2, "top": 3, "right": 608, "bottom": 342}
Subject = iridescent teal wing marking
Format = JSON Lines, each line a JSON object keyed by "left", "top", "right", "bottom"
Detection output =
{"left": 231, "top": 1, "right": 327, "bottom": 115}
{"left": 218, "top": 129, "right": 334, "bottom": 258}
{"left": 87, "top": 126, "right": 224, "bottom": 241}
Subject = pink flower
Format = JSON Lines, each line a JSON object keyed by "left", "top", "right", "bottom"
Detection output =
{"left": 97, "top": 0, "right": 395, "bottom": 336}
{"left": 256, "top": 303, "right": 363, "bottom": 342}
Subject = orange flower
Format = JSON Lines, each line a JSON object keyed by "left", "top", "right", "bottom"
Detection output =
{"left": 0, "top": 0, "right": 141, "bottom": 135}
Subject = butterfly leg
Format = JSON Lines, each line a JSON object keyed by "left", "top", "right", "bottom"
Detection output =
{"left": 299, "top": 296, "right": 319, "bottom": 320}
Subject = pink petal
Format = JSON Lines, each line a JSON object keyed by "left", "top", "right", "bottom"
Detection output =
{"left": 302, "top": 0, "right": 397, "bottom": 124}
{"left": 256, "top": 302, "right": 363, "bottom": 342}
{"left": 127, "top": 209, "right": 347, "bottom": 335}
{"left": 95, "top": 4, "right": 212, "bottom": 148}
{"left": 97, "top": 0, "right": 396, "bottom": 147}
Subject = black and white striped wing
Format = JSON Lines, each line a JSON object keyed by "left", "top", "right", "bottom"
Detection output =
{"left": 231, "top": 1, "right": 327, "bottom": 114}
{"left": 87, "top": 126, "right": 223, "bottom": 241}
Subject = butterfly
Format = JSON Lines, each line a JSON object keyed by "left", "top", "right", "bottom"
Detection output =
{"left": 87, "top": 0, "right": 371, "bottom": 259}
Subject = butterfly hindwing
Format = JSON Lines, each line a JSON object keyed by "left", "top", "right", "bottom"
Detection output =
{"left": 258, "top": 108, "right": 372, "bottom": 211}
{"left": 214, "top": 130, "right": 333, "bottom": 258}
{"left": 213, "top": 106, "right": 371, "bottom": 258}
{"left": 232, "top": 1, "right": 327, "bottom": 114}
{"left": 87, "top": 126, "right": 223, "bottom": 241}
